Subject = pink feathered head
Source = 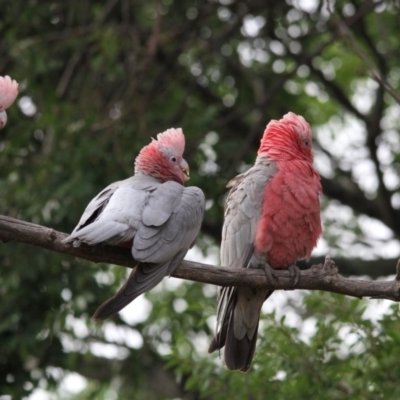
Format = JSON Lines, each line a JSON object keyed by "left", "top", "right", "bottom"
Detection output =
{"left": 135, "top": 128, "right": 189, "bottom": 185}
{"left": 258, "top": 112, "right": 313, "bottom": 161}
{"left": 0, "top": 76, "right": 19, "bottom": 112}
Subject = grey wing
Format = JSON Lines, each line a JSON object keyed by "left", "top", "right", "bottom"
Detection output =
{"left": 69, "top": 180, "right": 123, "bottom": 235}
{"left": 213, "top": 159, "right": 276, "bottom": 369}
{"left": 132, "top": 182, "right": 206, "bottom": 264}
{"left": 63, "top": 176, "right": 158, "bottom": 246}
{"left": 217, "top": 161, "right": 274, "bottom": 316}
{"left": 126, "top": 183, "right": 205, "bottom": 300}
{"left": 93, "top": 183, "right": 205, "bottom": 320}
{"left": 221, "top": 159, "right": 276, "bottom": 270}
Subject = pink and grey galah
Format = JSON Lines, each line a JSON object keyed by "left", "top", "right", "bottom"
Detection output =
{"left": 209, "top": 112, "right": 322, "bottom": 372}
{"left": 0, "top": 75, "right": 19, "bottom": 129}
{"left": 63, "top": 128, "right": 205, "bottom": 320}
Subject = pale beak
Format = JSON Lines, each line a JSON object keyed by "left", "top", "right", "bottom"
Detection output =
{"left": 180, "top": 158, "right": 190, "bottom": 181}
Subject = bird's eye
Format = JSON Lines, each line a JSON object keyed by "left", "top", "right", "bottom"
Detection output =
{"left": 303, "top": 139, "right": 309, "bottom": 147}
{"left": 170, "top": 156, "right": 177, "bottom": 162}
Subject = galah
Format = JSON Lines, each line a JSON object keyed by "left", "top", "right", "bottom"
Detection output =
{"left": 209, "top": 112, "right": 322, "bottom": 372}
{"left": 63, "top": 128, "right": 205, "bottom": 320}
{"left": 0, "top": 75, "right": 19, "bottom": 130}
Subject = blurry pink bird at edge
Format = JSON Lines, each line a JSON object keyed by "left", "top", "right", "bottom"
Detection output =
{"left": 0, "top": 75, "right": 19, "bottom": 130}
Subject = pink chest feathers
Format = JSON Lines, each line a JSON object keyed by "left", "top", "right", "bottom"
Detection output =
{"left": 255, "top": 161, "right": 322, "bottom": 269}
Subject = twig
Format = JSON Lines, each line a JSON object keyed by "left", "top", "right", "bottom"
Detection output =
{"left": 328, "top": 1, "right": 400, "bottom": 105}
{"left": 396, "top": 259, "right": 400, "bottom": 281}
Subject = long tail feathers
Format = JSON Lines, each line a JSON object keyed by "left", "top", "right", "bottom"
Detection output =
{"left": 93, "top": 261, "right": 171, "bottom": 320}
{"left": 209, "top": 308, "right": 259, "bottom": 372}
{"left": 210, "top": 289, "right": 274, "bottom": 372}
{"left": 208, "top": 318, "right": 229, "bottom": 354}
{"left": 224, "top": 314, "right": 259, "bottom": 372}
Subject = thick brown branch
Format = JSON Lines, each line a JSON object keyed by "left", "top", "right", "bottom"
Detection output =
{"left": 1, "top": 215, "right": 400, "bottom": 301}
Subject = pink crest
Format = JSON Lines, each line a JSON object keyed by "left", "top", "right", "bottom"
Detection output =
{"left": 155, "top": 127, "right": 185, "bottom": 155}
{"left": 280, "top": 112, "right": 311, "bottom": 135}
{"left": 0, "top": 76, "right": 19, "bottom": 112}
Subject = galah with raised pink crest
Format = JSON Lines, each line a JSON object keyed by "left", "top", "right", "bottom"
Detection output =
{"left": 63, "top": 128, "right": 205, "bottom": 320}
{"left": 209, "top": 113, "right": 322, "bottom": 372}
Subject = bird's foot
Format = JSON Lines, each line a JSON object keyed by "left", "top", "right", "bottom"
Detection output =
{"left": 263, "top": 262, "right": 279, "bottom": 286}
{"left": 248, "top": 252, "right": 278, "bottom": 287}
{"left": 287, "top": 265, "right": 301, "bottom": 287}
{"left": 252, "top": 261, "right": 279, "bottom": 286}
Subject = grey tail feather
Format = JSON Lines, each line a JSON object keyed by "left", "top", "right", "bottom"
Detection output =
{"left": 93, "top": 261, "right": 171, "bottom": 321}
{"left": 224, "top": 314, "right": 259, "bottom": 373}
{"left": 208, "top": 318, "right": 229, "bottom": 353}
{"left": 209, "top": 286, "right": 236, "bottom": 353}
{"left": 209, "top": 289, "right": 274, "bottom": 371}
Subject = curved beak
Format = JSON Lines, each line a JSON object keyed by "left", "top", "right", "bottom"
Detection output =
{"left": 180, "top": 158, "right": 190, "bottom": 181}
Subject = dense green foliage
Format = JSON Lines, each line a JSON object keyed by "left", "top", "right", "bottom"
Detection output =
{"left": 1, "top": 0, "right": 400, "bottom": 398}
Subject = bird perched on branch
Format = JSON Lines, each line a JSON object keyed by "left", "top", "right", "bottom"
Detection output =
{"left": 0, "top": 75, "right": 19, "bottom": 130}
{"left": 209, "top": 112, "right": 322, "bottom": 372}
{"left": 63, "top": 128, "right": 205, "bottom": 320}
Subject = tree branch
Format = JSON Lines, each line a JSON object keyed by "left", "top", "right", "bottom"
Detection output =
{"left": 1, "top": 215, "right": 400, "bottom": 302}
{"left": 331, "top": 4, "right": 400, "bottom": 105}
